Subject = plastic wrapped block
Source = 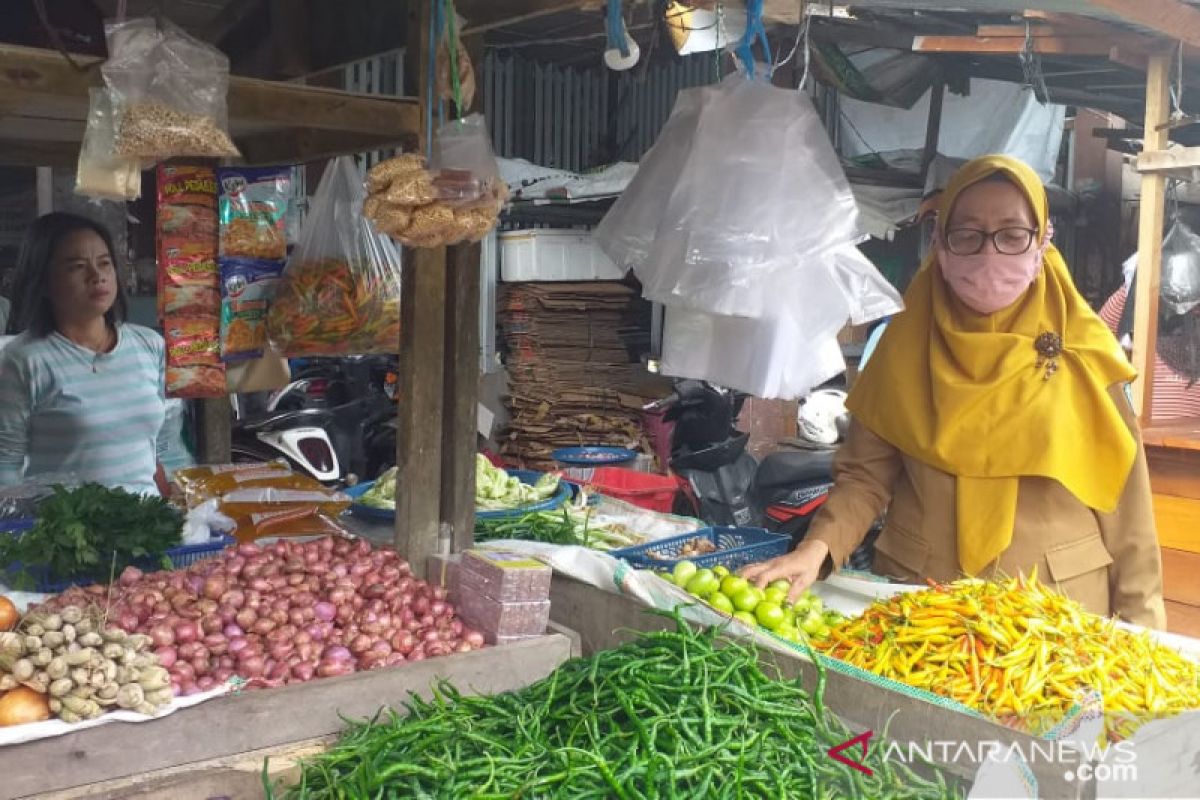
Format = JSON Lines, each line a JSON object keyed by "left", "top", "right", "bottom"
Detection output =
{"left": 458, "top": 549, "right": 552, "bottom": 603}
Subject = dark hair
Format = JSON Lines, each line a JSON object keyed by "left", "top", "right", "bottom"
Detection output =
{"left": 5, "top": 212, "right": 127, "bottom": 336}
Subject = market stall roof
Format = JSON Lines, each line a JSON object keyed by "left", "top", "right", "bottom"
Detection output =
{"left": 467, "top": 1, "right": 1200, "bottom": 130}
{"left": 0, "top": 43, "right": 419, "bottom": 167}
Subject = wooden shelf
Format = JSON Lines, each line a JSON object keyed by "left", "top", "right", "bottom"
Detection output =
{"left": 0, "top": 43, "right": 419, "bottom": 167}
{"left": 1142, "top": 417, "right": 1200, "bottom": 451}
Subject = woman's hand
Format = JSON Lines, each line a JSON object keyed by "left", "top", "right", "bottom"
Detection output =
{"left": 740, "top": 539, "right": 830, "bottom": 604}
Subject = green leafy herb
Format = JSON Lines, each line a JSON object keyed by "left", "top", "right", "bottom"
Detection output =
{"left": 0, "top": 483, "right": 183, "bottom": 589}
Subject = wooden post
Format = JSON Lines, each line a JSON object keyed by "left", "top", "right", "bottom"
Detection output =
{"left": 394, "top": 0, "right": 448, "bottom": 574}
{"left": 1131, "top": 53, "right": 1171, "bottom": 422}
{"left": 195, "top": 398, "right": 232, "bottom": 464}
{"left": 441, "top": 243, "right": 482, "bottom": 553}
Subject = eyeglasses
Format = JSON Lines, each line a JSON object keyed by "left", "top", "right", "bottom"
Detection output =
{"left": 944, "top": 227, "right": 1038, "bottom": 256}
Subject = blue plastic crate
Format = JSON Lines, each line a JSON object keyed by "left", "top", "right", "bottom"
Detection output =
{"left": 3, "top": 531, "right": 235, "bottom": 594}
{"left": 610, "top": 527, "right": 790, "bottom": 573}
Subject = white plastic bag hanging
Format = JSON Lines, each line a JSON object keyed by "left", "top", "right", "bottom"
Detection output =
{"left": 594, "top": 84, "right": 711, "bottom": 279}
{"left": 102, "top": 17, "right": 240, "bottom": 160}
{"left": 829, "top": 245, "right": 905, "bottom": 324}
{"left": 75, "top": 88, "right": 142, "bottom": 201}
{"left": 1160, "top": 219, "right": 1200, "bottom": 315}
{"left": 642, "top": 73, "right": 860, "bottom": 316}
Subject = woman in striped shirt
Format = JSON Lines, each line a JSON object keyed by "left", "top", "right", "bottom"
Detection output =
{"left": 0, "top": 213, "right": 168, "bottom": 495}
{"left": 1098, "top": 283, "right": 1200, "bottom": 421}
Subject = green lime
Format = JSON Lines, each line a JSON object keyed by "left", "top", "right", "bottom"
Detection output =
{"left": 800, "top": 611, "right": 824, "bottom": 636}
{"left": 712, "top": 565, "right": 730, "bottom": 579}
{"left": 763, "top": 587, "right": 788, "bottom": 607}
{"left": 685, "top": 569, "right": 719, "bottom": 598}
{"left": 707, "top": 591, "right": 735, "bottom": 615}
{"left": 769, "top": 579, "right": 792, "bottom": 594}
{"left": 720, "top": 575, "right": 750, "bottom": 597}
{"left": 672, "top": 560, "right": 698, "bottom": 587}
{"left": 733, "top": 611, "right": 758, "bottom": 627}
{"left": 732, "top": 587, "right": 761, "bottom": 613}
{"left": 755, "top": 602, "right": 785, "bottom": 630}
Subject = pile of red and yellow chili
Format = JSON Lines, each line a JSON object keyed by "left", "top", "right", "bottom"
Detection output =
{"left": 816, "top": 571, "right": 1200, "bottom": 739}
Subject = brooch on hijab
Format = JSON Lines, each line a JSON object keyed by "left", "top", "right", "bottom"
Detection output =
{"left": 1035, "top": 331, "right": 1063, "bottom": 380}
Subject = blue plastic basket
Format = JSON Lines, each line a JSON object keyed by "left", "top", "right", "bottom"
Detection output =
{"left": 4, "top": 532, "right": 236, "bottom": 594}
{"left": 610, "top": 527, "right": 791, "bottom": 572}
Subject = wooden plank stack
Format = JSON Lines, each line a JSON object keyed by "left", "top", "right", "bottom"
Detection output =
{"left": 498, "top": 282, "right": 654, "bottom": 469}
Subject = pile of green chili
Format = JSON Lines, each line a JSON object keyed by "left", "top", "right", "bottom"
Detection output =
{"left": 266, "top": 611, "right": 962, "bottom": 799}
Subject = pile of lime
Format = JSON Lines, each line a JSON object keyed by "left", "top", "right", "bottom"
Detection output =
{"left": 658, "top": 559, "right": 845, "bottom": 642}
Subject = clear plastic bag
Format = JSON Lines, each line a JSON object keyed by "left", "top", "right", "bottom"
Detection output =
{"left": 431, "top": 114, "right": 502, "bottom": 207}
{"left": 594, "top": 84, "right": 710, "bottom": 279}
{"left": 75, "top": 88, "right": 142, "bottom": 201}
{"left": 0, "top": 473, "right": 81, "bottom": 525}
{"left": 1160, "top": 219, "right": 1200, "bottom": 315}
{"left": 102, "top": 17, "right": 240, "bottom": 160}
{"left": 267, "top": 157, "right": 402, "bottom": 356}
{"left": 646, "top": 74, "right": 860, "bottom": 315}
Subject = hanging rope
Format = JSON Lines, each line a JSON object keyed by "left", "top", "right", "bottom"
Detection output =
{"left": 607, "top": 0, "right": 630, "bottom": 58}
{"left": 1019, "top": 20, "right": 1050, "bottom": 104}
{"left": 1169, "top": 40, "right": 1186, "bottom": 124}
{"left": 443, "top": 0, "right": 464, "bottom": 119}
{"left": 735, "top": 0, "right": 771, "bottom": 77}
{"left": 771, "top": 0, "right": 810, "bottom": 88}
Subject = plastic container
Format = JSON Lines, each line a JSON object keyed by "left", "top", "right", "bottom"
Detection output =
{"left": 499, "top": 229, "right": 624, "bottom": 282}
{"left": 458, "top": 549, "right": 552, "bottom": 603}
{"left": 610, "top": 527, "right": 790, "bottom": 572}
{"left": 582, "top": 467, "right": 682, "bottom": 513}
{"left": 458, "top": 594, "right": 551, "bottom": 644}
{"left": 4, "top": 534, "right": 237, "bottom": 594}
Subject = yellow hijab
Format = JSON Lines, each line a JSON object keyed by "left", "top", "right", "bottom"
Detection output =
{"left": 847, "top": 155, "right": 1137, "bottom": 576}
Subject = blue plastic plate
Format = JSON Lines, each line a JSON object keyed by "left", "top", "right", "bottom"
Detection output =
{"left": 346, "top": 470, "right": 571, "bottom": 522}
{"left": 344, "top": 481, "right": 396, "bottom": 521}
{"left": 552, "top": 446, "right": 637, "bottom": 467}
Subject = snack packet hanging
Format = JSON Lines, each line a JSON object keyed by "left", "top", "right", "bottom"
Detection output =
{"left": 267, "top": 157, "right": 403, "bottom": 356}
{"left": 218, "top": 166, "right": 293, "bottom": 361}
{"left": 157, "top": 163, "right": 225, "bottom": 398}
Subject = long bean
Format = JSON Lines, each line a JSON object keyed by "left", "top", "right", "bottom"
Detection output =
{"left": 268, "top": 609, "right": 962, "bottom": 799}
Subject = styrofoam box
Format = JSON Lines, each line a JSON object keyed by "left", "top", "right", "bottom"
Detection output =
{"left": 499, "top": 229, "right": 625, "bottom": 282}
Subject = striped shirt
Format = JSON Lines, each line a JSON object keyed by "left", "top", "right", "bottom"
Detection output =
{"left": 0, "top": 324, "right": 168, "bottom": 495}
{"left": 1098, "top": 286, "right": 1200, "bottom": 421}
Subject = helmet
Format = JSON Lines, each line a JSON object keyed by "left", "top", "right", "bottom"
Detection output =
{"left": 797, "top": 389, "right": 849, "bottom": 446}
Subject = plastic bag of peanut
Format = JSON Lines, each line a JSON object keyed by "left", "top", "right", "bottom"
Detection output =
{"left": 102, "top": 17, "right": 241, "bottom": 160}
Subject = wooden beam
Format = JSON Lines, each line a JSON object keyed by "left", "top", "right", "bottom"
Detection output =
{"left": 913, "top": 34, "right": 1151, "bottom": 58}
{"left": 0, "top": 44, "right": 418, "bottom": 139}
{"left": 236, "top": 129, "right": 417, "bottom": 167}
{"left": 0, "top": 138, "right": 81, "bottom": 167}
{"left": 441, "top": 243, "right": 482, "bottom": 554}
{"left": 1085, "top": 0, "right": 1200, "bottom": 51}
{"left": 459, "top": 0, "right": 801, "bottom": 34}
{"left": 1132, "top": 53, "right": 1172, "bottom": 423}
{"left": 1136, "top": 146, "right": 1200, "bottom": 180}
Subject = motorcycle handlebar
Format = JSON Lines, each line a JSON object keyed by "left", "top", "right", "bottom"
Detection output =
{"left": 643, "top": 393, "right": 680, "bottom": 412}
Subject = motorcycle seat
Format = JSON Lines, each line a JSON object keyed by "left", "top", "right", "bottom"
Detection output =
{"left": 238, "top": 408, "right": 332, "bottom": 433}
{"left": 754, "top": 449, "right": 836, "bottom": 490}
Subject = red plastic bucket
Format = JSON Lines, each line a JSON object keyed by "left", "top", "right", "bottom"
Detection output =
{"left": 584, "top": 467, "right": 682, "bottom": 513}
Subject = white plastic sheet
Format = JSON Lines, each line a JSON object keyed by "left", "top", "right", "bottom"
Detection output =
{"left": 839, "top": 79, "right": 1066, "bottom": 183}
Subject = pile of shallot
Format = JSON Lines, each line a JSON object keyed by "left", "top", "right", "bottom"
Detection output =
{"left": 36, "top": 536, "right": 484, "bottom": 696}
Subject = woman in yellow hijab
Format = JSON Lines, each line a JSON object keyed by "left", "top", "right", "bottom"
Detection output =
{"left": 744, "top": 155, "right": 1166, "bottom": 628}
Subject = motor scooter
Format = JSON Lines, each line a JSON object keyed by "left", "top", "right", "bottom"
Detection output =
{"left": 647, "top": 380, "right": 878, "bottom": 570}
{"left": 230, "top": 356, "right": 398, "bottom": 485}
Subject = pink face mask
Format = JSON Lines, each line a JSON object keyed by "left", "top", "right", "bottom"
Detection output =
{"left": 936, "top": 223, "right": 1052, "bottom": 315}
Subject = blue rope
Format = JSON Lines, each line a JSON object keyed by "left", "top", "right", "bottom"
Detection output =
{"left": 606, "top": 0, "right": 629, "bottom": 57}
{"left": 735, "top": 0, "right": 770, "bottom": 77}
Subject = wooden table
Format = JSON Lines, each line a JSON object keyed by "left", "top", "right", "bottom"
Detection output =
{"left": 1143, "top": 418, "right": 1200, "bottom": 638}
